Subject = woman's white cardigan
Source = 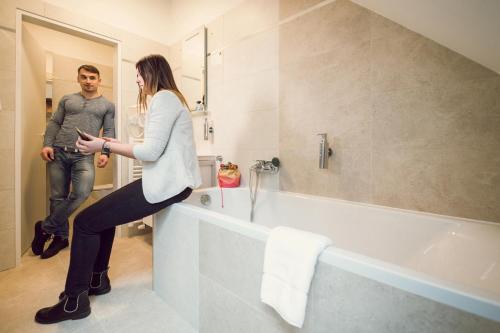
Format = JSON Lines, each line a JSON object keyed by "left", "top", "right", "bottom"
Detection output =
{"left": 133, "top": 90, "right": 202, "bottom": 203}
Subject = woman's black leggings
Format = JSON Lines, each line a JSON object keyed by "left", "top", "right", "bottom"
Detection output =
{"left": 64, "top": 179, "right": 192, "bottom": 296}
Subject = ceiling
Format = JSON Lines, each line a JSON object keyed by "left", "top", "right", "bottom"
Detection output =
{"left": 352, "top": 0, "right": 500, "bottom": 73}
{"left": 42, "top": 0, "right": 500, "bottom": 73}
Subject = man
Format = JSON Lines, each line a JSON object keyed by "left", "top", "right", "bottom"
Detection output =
{"left": 31, "top": 64, "right": 115, "bottom": 259}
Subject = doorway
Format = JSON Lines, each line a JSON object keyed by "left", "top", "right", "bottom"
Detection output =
{"left": 15, "top": 11, "right": 122, "bottom": 265}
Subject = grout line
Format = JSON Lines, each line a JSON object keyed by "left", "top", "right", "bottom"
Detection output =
{"left": 279, "top": 0, "right": 338, "bottom": 26}
{"left": 208, "top": 0, "right": 338, "bottom": 56}
{"left": 0, "top": 25, "right": 16, "bottom": 33}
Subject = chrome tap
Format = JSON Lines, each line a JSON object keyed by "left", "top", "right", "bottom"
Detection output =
{"left": 250, "top": 158, "right": 280, "bottom": 174}
{"left": 249, "top": 157, "right": 280, "bottom": 222}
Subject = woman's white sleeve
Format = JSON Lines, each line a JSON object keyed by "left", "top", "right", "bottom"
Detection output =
{"left": 133, "top": 94, "right": 181, "bottom": 162}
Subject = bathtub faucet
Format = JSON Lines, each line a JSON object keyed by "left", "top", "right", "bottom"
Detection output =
{"left": 250, "top": 158, "right": 280, "bottom": 174}
{"left": 249, "top": 158, "right": 280, "bottom": 222}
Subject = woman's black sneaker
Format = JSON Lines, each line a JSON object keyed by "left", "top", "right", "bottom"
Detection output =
{"left": 31, "top": 221, "right": 51, "bottom": 255}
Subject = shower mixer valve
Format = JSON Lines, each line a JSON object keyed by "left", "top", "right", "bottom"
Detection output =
{"left": 248, "top": 157, "right": 280, "bottom": 222}
{"left": 250, "top": 158, "right": 280, "bottom": 174}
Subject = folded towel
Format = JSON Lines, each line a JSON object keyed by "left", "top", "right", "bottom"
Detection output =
{"left": 260, "top": 226, "right": 332, "bottom": 327}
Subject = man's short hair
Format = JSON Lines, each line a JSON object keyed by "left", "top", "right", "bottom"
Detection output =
{"left": 78, "top": 64, "right": 100, "bottom": 77}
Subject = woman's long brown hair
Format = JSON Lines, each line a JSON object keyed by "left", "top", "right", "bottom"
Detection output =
{"left": 136, "top": 54, "right": 189, "bottom": 113}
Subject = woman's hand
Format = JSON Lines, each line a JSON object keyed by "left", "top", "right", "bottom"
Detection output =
{"left": 76, "top": 133, "right": 105, "bottom": 155}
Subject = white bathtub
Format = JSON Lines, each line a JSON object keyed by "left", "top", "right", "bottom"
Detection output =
{"left": 178, "top": 187, "right": 500, "bottom": 324}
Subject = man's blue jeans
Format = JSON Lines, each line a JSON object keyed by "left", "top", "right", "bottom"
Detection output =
{"left": 42, "top": 147, "right": 95, "bottom": 239}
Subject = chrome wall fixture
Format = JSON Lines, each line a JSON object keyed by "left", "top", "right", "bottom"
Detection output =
{"left": 317, "top": 133, "right": 333, "bottom": 169}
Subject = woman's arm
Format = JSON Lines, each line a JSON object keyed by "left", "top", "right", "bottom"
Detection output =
{"left": 106, "top": 141, "right": 135, "bottom": 159}
{"left": 76, "top": 135, "right": 136, "bottom": 159}
{"left": 132, "top": 92, "right": 181, "bottom": 162}
{"left": 76, "top": 91, "right": 183, "bottom": 160}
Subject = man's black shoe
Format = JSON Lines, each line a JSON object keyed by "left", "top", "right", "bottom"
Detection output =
{"left": 31, "top": 221, "right": 51, "bottom": 255}
{"left": 40, "top": 236, "right": 69, "bottom": 259}
{"left": 59, "top": 268, "right": 112, "bottom": 300}
{"left": 35, "top": 291, "right": 91, "bottom": 324}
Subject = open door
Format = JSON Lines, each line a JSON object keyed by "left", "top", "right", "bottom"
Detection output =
{"left": 20, "top": 22, "right": 47, "bottom": 254}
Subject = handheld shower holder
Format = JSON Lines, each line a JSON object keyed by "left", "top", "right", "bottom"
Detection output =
{"left": 317, "top": 133, "right": 333, "bottom": 169}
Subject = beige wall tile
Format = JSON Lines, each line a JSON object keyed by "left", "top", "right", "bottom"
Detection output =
{"left": 121, "top": 61, "right": 138, "bottom": 93}
{"left": 279, "top": 148, "right": 330, "bottom": 195}
{"left": 324, "top": 97, "right": 372, "bottom": 150}
{"left": 279, "top": 103, "right": 317, "bottom": 150}
{"left": 372, "top": 82, "right": 500, "bottom": 151}
{"left": 280, "top": 44, "right": 371, "bottom": 110}
{"left": 206, "top": 16, "right": 224, "bottom": 54}
{"left": 279, "top": 0, "right": 325, "bottom": 20}
{"left": 42, "top": 2, "right": 122, "bottom": 42}
{"left": 0, "top": 69, "right": 15, "bottom": 112}
{"left": 223, "top": 28, "right": 278, "bottom": 81}
{"left": 121, "top": 31, "right": 170, "bottom": 63}
{"left": 279, "top": 0, "right": 500, "bottom": 222}
{"left": 0, "top": 110, "right": 15, "bottom": 151}
{"left": 372, "top": 148, "right": 500, "bottom": 222}
{"left": 370, "top": 27, "right": 497, "bottom": 95}
{"left": 0, "top": 150, "right": 15, "bottom": 190}
{"left": 207, "top": 81, "right": 224, "bottom": 114}
{"left": 168, "top": 41, "right": 183, "bottom": 70}
{"left": 0, "top": 0, "right": 16, "bottom": 30}
{"left": 279, "top": 0, "right": 370, "bottom": 66}
{"left": 0, "top": 0, "right": 44, "bottom": 30}
{"left": 211, "top": 107, "right": 278, "bottom": 151}
{"left": 223, "top": 0, "right": 279, "bottom": 47}
{"left": 325, "top": 148, "right": 372, "bottom": 202}
{"left": 0, "top": 190, "right": 15, "bottom": 232}
{"left": 223, "top": 69, "right": 278, "bottom": 113}
{"left": 0, "top": 30, "right": 15, "bottom": 72}
{"left": 206, "top": 50, "right": 224, "bottom": 87}
{"left": 0, "top": 228, "right": 15, "bottom": 270}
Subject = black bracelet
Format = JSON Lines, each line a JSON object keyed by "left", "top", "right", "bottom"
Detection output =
{"left": 101, "top": 141, "right": 111, "bottom": 156}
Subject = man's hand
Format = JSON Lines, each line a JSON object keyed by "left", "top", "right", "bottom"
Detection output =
{"left": 97, "top": 154, "right": 109, "bottom": 168}
{"left": 40, "top": 147, "right": 55, "bottom": 161}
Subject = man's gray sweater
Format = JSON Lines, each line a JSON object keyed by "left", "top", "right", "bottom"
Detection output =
{"left": 43, "top": 93, "right": 115, "bottom": 150}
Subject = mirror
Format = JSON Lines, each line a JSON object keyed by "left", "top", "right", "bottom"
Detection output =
{"left": 181, "top": 26, "right": 207, "bottom": 112}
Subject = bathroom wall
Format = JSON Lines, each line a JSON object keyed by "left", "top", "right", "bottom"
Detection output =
{"left": 170, "top": 0, "right": 280, "bottom": 188}
{"left": 0, "top": 13, "right": 18, "bottom": 271}
{"left": 172, "top": 0, "right": 500, "bottom": 223}
{"left": 167, "top": 0, "right": 246, "bottom": 45}
{"left": 278, "top": 0, "right": 500, "bottom": 223}
{"left": 0, "top": 0, "right": 171, "bottom": 271}
{"left": 351, "top": 0, "right": 500, "bottom": 75}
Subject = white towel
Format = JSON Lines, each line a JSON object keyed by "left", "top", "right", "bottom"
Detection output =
{"left": 260, "top": 226, "right": 332, "bottom": 327}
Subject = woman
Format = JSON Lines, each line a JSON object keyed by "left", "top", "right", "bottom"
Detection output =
{"left": 35, "top": 54, "right": 202, "bottom": 324}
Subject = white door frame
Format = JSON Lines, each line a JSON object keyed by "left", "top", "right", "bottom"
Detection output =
{"left": 15, "top": 10, "right": 122, "bottom": 266}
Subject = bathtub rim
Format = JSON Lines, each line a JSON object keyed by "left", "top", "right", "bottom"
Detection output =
{"left": 170, "top": 196, "right": 500, "bottom": 323}
{"left": 192, "top": 187, "right": 500, "bottom": 227}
